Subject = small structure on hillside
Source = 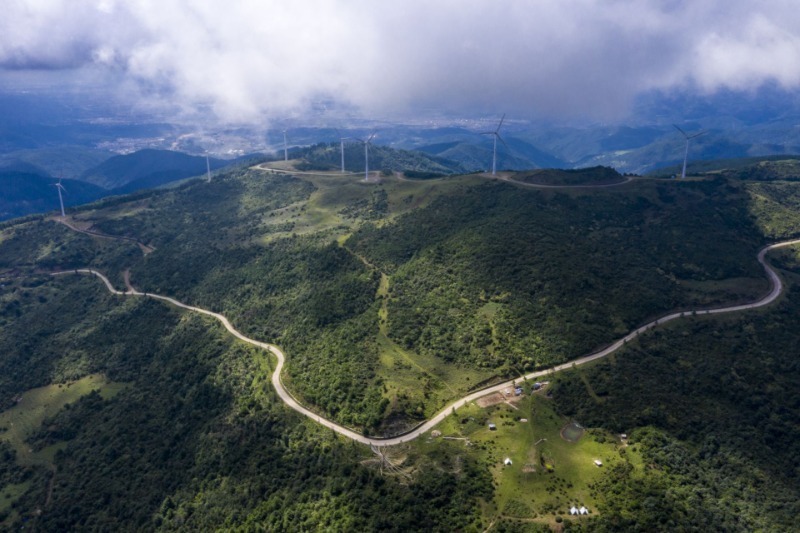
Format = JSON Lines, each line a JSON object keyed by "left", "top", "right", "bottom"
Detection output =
{"left": 519, "top": 418, "right": 528, "bottom": 423}
{"left": 488, "top": 423, "right": 497, "bottom": 431}
{"left": 620, "top": 433, "right": 628, "bottom": 440}
{"left": 570, "top": 506, "right": 579, "bottom": 515}
{"left": 431, "top": 430, "right": 441, "bottom": 438}
{"left": 504, "top": 458, "right": 513, "bottom": 466}
{"left": 533, "top": 382, "right": 542, "bottom": 390}
{"left": 594, "top": 459, "right": 603, "bottom": 467}
{"left": 579, "top": 506, "right": 589, "bottom": 515}
{"left": 514, "top": 387, "right": 523, "bottom": 396}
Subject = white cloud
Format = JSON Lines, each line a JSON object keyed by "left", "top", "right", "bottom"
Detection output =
{"left": 1, "top": 0, "right": 800, "bottom": 124}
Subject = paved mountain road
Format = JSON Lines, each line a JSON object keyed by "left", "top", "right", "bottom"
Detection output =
{"left": 49, "top": 238, "right": 800, "bottom": 446}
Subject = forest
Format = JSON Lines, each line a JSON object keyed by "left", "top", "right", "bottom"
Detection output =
{"left": 1, "top": 159, "right": 800, "bottom": 529}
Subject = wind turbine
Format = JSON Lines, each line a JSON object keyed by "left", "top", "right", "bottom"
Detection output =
{"left": 206, "top": 153, "right": 212, "bottom": 183}
{"left": 282, "top": 130, "right": 288, "bottom": 161}
{"left": 673, "top": 125, "right": 706, "bottom": 179}
{"left": 335, "top": 129, "right": 349, "bottom": 173}
{"left": 54, "top": 177, "right": 66, "bottom": 217}
{"left": 355, "top": 132, "right": 376, "bottom": 181}
{"left": 481, "top": 114, "right": 508, "bottom": 176}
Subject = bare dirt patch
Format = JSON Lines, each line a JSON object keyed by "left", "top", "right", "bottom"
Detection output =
{"left": 476, "top": 392, "right": 505, "bottom": 408}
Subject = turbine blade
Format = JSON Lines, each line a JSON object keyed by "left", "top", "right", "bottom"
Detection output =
{"left": 673, "top": 124, "right": 688, "bottom": 138}
{"left": 496, "top": 113, "right": 506, "bottom": 132}
{"left": 496, "top": 133, "right": 509, "bottom": 149}
{"left": 689, "top": 130, "right": 707, "bottom": 139}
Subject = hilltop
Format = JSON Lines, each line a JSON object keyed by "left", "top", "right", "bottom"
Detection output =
{"left": 1, "top": 160, "right": 800, "bottom": 529}
{"left": 290, "top": 141, "right": 465, "bottom": 176}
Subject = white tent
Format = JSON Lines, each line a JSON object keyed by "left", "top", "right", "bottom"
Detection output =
{"left": 570, "top": 506, "right": 579, "bottom": 515}
{"left": 504, "top": 458, "right": 513, "bottom": 465}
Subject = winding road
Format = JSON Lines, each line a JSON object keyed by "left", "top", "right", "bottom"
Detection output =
{"left": 50, "top": 237, "right": 800, "bottom": 447}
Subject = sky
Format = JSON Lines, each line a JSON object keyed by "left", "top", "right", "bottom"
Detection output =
{"left": 2, "top": 0, "right": 800, "bottom": 126}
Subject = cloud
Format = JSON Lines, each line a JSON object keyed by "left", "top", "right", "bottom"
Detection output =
{"left": 1, "top": 0, "right": 800, "bottom": 124}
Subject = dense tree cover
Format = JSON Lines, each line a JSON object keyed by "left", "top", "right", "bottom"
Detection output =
{"left": 514, "top": 166, "right": 626, "bottom": 186}
{"left": 0, "top": 277, "right": 491, "bottom": 531}
{"left": 4, "top": 171, "right": 790, "bottom": 432}
{"left": 710, "top": 157, "right": 800, "bottom": 182}
{"left": 4, "top": 164, "right": 800, "bottom": 528}
{"left": 348, "top": 178, "right": 767, "bottom": 374}
{"left": 1, "top": 170, "right": 387, "bottom": 430}
{"left": 550, "top": 278, "right": 800, "bottom": 530}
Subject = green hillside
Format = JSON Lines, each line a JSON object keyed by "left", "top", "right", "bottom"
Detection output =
{"left": 2, "top": 163, "right": 800, "bottom": 529}
{"left": 647, "top": 154, "right": 800, "bottom": 179}
{"left": 292, "top": 142, "right": 465, "bottom": 175}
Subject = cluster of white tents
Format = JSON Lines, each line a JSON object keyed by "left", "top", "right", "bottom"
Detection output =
{"left": 569, "top": 506, "right": 589, "bottom": 515}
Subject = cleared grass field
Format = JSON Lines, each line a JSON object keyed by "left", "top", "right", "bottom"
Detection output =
{"left": 0, "top": 373, "right": 127, "bottom": 465}
{"left": 422, "top": 392, "right": 640, "bottom": 527}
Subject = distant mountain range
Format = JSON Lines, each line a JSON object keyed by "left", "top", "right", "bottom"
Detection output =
{"left": 0, "top": 172, "right": 106, "bottom": 221}
{"left": 0, "top": 149, "right": 235, "bottom": 221}
{"left": 78, "top": 149, "right": 228, "bottom": 192}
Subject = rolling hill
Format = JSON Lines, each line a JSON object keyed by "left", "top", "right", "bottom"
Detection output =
{"left": 1, "top": 159, "right": 800, "bottom": 530}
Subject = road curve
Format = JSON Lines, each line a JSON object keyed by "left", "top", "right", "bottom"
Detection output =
{"left": 50, "top": 238, "right": 800, "bottom": 446}
{"left": 55, "top": 217, "right": 154, "bottom": 254}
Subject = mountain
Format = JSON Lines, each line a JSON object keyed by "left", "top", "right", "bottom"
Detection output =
{"left": 0, "top": 146, "right": 112, "bottom": 180}
{"left": 79, "top": 149, "right": 228, "bottom": 191}
{"left": 1, "top": 160, "right": 800, "bottom": 529}
{"left": 417, "top": 136, "right": 566, "bottom": 172}
{"left": 0, "top": 149, "right": 251, "bottom": 221}
{"left": 0, "top": 171, "right": 106, "bottom": 221}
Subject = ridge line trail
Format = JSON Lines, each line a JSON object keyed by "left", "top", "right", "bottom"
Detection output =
{"left": 47, "top": 215, "right": 800, "bottom": 446}
{"left": 54, "top": 216, "right": 154, "bottom": 254}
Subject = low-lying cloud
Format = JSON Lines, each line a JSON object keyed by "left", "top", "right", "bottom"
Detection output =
{"left": 2, "top": 0, "right": 799, "bottom": 124}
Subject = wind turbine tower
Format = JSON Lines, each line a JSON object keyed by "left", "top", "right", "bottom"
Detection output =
{"left": 282, "top": 130, "right": 288, "bottom": 161}
{"left": 206, "top": 153, "right": 212, "bottom": 183}
{"left": 674, "top": 125, "right": 706, "bottom": 179}
{"left": 481, "top": 114, "right": 507, "bottom": 176}
{"left": 54, "top": 178, "right": 66, "bottom": 217}
{"left": 356, "top": 133, "right": 376, "bottom": 181}
{"left": 335, "top": 129, "right": 349, "bottom": 173}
